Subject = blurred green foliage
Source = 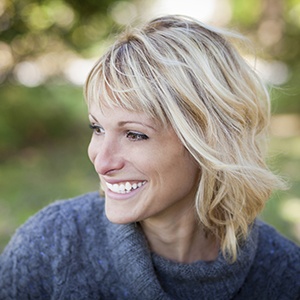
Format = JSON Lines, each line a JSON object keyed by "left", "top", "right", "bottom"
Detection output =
{"left": 0, "top": 85, "right": 85, "bottom": 156}
{"left": 0, "top": 0, "right": 124, "bottom": 52}
{"left": 0, "top": 0, "right": 300, "bottom": 251}
{"left": 0, "top": 0, "right": 132, "bottom": 83}
{"left": 262, "top": 136, "right": 300, "bottom": 243}
{"left": 0, "top": 84, "right": 99, "bottom": 249}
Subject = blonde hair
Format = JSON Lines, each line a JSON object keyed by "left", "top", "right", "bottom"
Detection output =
{"left": 85, "top": 15, "right": 285, "bottom": 261}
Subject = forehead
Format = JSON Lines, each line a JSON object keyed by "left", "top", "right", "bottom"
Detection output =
{"left": 88, "top": 102, "right": 159, "bottom": 127}
{"left": 86, "top": 74, "right": 169, "bottom": 128}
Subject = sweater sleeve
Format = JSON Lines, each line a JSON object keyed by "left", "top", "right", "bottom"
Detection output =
{"left": 0, "top": 201, "right": 69, "bottom": 300}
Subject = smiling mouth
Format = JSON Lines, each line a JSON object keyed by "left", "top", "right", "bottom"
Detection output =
{"left": 105, "top": 181, "right": 146, "bottom": 194}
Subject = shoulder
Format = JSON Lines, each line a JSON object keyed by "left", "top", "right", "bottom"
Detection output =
{"left": 239, "top": 220, "right": 300, "bottom": 299}
{"left": 0, "top": 192, "right": 106, "bottom": 298}
{"left": 8, "top": 191, "right": 105, "bottom": 250}
{"left": 256, "top": 219, "right": 300, "bottom": 263}
{"left": 1, "top": 191, "right": 105, "bottom": 252}
{"left": 22, "top": 191, "right": 104, "bottom": 232}
{"left": 32, "top": 191, "right": 104, "bottom": 222}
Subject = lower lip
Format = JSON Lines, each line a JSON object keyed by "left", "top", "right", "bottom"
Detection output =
{"left": 105, "top": 183, "right": 146, "bottom": 200}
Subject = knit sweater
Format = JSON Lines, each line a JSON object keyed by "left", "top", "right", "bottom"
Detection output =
{"left": 0, "top": 192, "right": 299, "bottom": 300}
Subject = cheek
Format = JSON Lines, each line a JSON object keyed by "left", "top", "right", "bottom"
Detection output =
{"left": 171, "top": 152, "right": 199, "bottom": 186}
{"left": 87, "top": 140, "right": 95, "bottom": 163}
{"left": 151, "top": 148, "right": 198, "bottom": 184}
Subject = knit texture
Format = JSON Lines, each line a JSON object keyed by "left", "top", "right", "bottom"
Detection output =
{"left": 0, "top": 192, "right": 299, "bottom": 299}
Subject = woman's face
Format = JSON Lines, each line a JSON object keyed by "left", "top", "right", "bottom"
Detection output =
{"left": 88, "top": 103, "right": 199, "bottom": 224}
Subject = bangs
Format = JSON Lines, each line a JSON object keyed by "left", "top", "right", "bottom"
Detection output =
{"left": 85, "top": 41, "right": 169, "bottom": 126}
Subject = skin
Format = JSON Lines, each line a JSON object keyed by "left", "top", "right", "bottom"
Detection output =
{"left": 88, "top": 103, "right": 219, "bottom": 263}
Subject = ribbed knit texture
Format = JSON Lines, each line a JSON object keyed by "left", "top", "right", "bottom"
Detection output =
{"left": 0, "top": 192, "right": 299, "bottom": 299}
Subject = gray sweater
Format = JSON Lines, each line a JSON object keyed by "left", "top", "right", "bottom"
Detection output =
{"left": 0, "top": 192, "right": 299, "bottom": 299}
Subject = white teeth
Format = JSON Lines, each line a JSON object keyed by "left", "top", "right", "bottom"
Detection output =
{"left": 125, "top": 182, "right": 131, "bottom": 191}
{"left": 105, "top": 181, "right": 146, "bottom": 194}
{"left": 119, "top": 184, "right": 125, "bottom": 192}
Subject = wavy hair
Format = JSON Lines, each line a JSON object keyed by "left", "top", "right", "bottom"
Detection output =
{"left": 85, "top": 15, "right": 285, "bottom": 261}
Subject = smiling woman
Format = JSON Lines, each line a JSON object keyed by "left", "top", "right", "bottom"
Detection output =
{"left": 1, "top": 15, "right": 299, "bottom": 300}
{"left": 87, "top": 105, "right": 200, "bottom": 247}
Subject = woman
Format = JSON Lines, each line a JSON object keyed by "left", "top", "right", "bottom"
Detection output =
{"left": 1, "top": 15, "right": 299, "bottom": 299}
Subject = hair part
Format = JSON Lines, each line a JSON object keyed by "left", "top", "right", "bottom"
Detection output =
{"left": 85, "top": 15, "right": 286, "bottom": 262}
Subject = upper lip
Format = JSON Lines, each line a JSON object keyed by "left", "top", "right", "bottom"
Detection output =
{"left": 102, "top": 178, "right": 146, "bottom": 184}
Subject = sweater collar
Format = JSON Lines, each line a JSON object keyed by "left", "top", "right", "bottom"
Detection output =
{"left": 105, "top": 214, "right": 258, "bottom": 300}
{"left": 105, "top": 218, "right": 171, "bottom": 299}
{"left": 151, "top": 224, "right": 259, "bottom": 299}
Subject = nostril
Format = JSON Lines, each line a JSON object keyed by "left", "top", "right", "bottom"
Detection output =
{"left": 93, "top": 150, "right": 125, "bottom": 176}
{"left": 88, "top": 135, "right": 125, "bottom": 175}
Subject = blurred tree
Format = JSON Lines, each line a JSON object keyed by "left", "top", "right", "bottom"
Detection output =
{"left": 231, "top": 0, "right": 300, "bottom": 60}
{"left": 230, "top": 0, "right": 300, "bottom": 244}
{"left": 231, "top": 0, "right": 300, "bottom": 113}
{"left": 0, "top": 0, "right": 134, "bottom": 82}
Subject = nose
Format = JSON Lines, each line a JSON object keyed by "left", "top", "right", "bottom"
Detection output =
{"left": 88, "top": 135, "right": 124, "bottom": 175}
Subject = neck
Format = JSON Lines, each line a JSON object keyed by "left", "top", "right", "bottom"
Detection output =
{"left": 140, "top": 208, "right": 219, "bottom": 263}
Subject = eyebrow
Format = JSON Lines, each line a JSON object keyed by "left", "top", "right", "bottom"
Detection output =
{"left": 118, "top": 121, "right": 157, "bottom": 131}
{"left": 88, "top": 114, "right": 157, "bottom": 131}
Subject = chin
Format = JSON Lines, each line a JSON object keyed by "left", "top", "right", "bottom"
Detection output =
{"left": 105, "top": 206, "right": 137, "bottom": 225}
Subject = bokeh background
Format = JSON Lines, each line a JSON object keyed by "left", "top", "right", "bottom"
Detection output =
{"left": 0, "top": 0, "right": 299, "bottom": 251}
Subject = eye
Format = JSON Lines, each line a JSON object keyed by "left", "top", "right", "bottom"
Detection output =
{"left": 89, "top": 124, "right": 105, "bottom": 135}
{"left": 126, "top": 131, "right": 149, "bottom": 141}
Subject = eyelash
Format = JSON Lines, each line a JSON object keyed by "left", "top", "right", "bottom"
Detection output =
{"left": 89, "top": 124, "right": 104, "bottom": 135}
{"left": 89, "top": 124, "right": 149, "bottom": 141}
{"left": 126, "top": 131, "right": 149, "bottom": 141}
